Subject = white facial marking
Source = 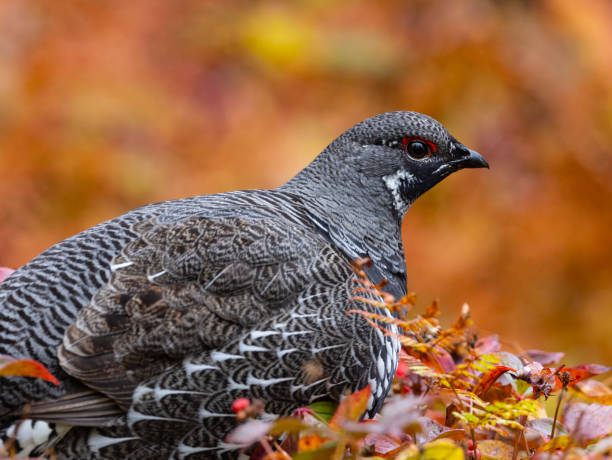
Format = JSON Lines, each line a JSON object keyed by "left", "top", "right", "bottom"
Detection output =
{"left": 432, "top": 164, "right": 451, "bottom": 175}
{"left": 383, "top": 169, "right": 418, "bottom": 213}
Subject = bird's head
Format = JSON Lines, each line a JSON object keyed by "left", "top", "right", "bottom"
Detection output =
{"left": 331, "top": 111, "right": 489, "bottom": 216}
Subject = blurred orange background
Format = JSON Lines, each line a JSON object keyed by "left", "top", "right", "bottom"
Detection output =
{"left": 0, "top": 0, "right": 610, "bottom": 364}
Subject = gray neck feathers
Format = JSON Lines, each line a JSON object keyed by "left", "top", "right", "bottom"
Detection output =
{"left": 278, "top": 141, "right": 406, "bottom": 291}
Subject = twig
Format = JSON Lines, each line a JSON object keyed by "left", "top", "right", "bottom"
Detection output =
{"left": 512, "top": 415, "right": 526, "bottom": 460}
{"left": 551, "top": 386, "right": 565, "bottom": 439}
{"left": 470, "top": 427, "right": 478, "bottom": 460}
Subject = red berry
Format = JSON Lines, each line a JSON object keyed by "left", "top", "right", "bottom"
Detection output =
{"left": 395, "top": 360, "right": 407, "bottom": 378}
{"left": 293, "top": 407, "right": 313, "bottom": 418}
{"left": 231, "top": 397, "right": 250, "bottom": 413}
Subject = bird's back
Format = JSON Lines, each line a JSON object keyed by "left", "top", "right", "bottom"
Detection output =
{"left": 0, "top": 189, "right": 312, "bottom": 417}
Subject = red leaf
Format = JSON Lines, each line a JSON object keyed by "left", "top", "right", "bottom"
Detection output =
{"left": 556, "top": 364, "right": 612, "bottom": 388}
{"left": 363, "top": 432, "right": 407, "bottom": 457}
{"left": 432, "top": 347, "right": 455, "bottom": 373}
{"left": 0, "top": 355, "right": 59, "bottom": 385}
{"left": 563, "top": 402, "right": 612, "bottom": 444}
{"left": 329, "top": 385, "right": 371, "bottom": 431}
{"left": 473, "top": 365, "right": 516, "bottom": 397}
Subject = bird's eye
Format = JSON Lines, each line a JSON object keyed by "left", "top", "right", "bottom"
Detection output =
{"left": 406, "top": 140, "right": 430, "bottom": 160}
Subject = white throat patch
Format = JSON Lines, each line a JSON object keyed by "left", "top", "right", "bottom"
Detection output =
{"left": 383, "top": 169, "right": 418, "bottom": 214}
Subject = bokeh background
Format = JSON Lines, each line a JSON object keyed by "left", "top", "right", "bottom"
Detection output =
{"left": 0, "top": 0, "right": 610, "bottom": 364}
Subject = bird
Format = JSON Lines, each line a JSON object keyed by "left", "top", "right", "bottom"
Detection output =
{"left": 0, "top": 111, "right": 488, "bottom": 459}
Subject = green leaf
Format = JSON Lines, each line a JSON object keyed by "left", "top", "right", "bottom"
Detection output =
{"left": 515, "top": 378, "right": 531, "bottom": 396}
{"left": 458, "top": 412, "right": 479, "bottom": 423}
{"left": 308, "top": 401, "right": 337, "bottom": 424}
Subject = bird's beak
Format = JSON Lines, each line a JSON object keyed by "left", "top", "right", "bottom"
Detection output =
{"left": 449, "top": 145, "right": 490, "bottom": 170}
{"left": 460, "top": 148, "right": 489, "bottom": 169}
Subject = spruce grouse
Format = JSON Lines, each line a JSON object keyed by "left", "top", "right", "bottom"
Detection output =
{"left": 0, "top": 111, "right": 488, "bottom": 458}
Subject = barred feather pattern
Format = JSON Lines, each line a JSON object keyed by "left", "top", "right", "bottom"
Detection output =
{"left": 0, "top": 191, "right": 401, "bottom": 458}
{"left": 51, "top": 215, "right": 399, "bottom": 458}
{"left": 0, "top": 111, "right": 478, "bottom": 458}
{"left": 0, "top": 191, "right": 331, "bottom": 413}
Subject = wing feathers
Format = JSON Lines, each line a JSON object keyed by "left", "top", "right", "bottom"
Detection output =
{"left": 13, "top": 390, "right": 123, "bottom": 427}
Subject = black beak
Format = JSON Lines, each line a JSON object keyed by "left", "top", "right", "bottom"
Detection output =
{"left": 450, "top": 143, "right": 489, "bottom": 169}
{"left": 460, "top": 148, "right": 489, "bottom": 169}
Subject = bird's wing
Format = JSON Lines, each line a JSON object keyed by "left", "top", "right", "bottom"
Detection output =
{"left": 15, "top": 214, "right": 398, "bottom": 458}
{"left": 54, "top": 215, "right": 358, "bottom": 413}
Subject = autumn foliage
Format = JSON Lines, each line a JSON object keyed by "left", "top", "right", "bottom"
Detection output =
{"left": 0, "top": 1, "right": 611, "bottom": 364}
{"left": 224, "top": 262, "right": 612, "bottom": 460}
{"left": 0, "top": 1, "right": 611, "bottom": 458}
{"left": 1, "top": 254, "right": 611, "bottom": 460}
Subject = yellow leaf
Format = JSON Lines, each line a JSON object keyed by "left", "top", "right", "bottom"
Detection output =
{"left": 570, "top": 380, "right": 612, "bottom": 405}
{"left": 396, "top": 439, "right": 464, "bottom": 460}
{"left": 269, "top": 417, "right": 310, "bottom": 436}
{"left": 477, "top": 440, "right": 514, "bottom": 460}
{"left": 298, "top": 434, "right": 328, "bottom": 452}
